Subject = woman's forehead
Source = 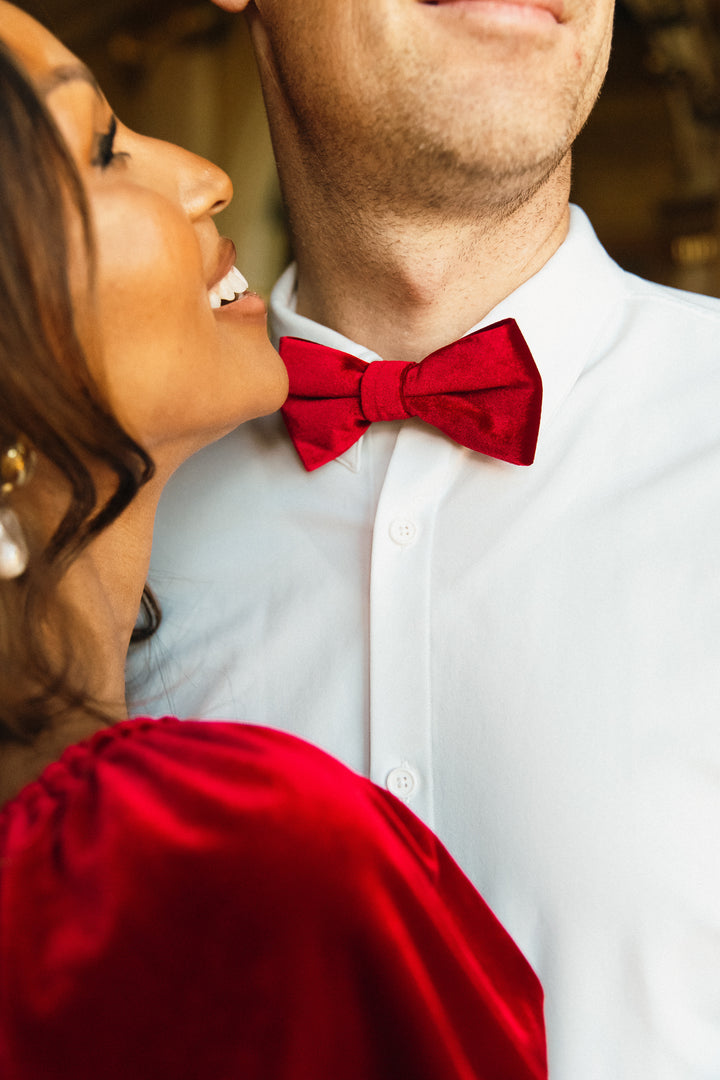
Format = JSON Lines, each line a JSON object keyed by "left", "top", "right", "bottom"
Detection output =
{"left": 0, "top": 1, "right": 77, "bottom": 83}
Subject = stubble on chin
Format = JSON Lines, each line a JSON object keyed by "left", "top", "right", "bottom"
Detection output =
{"left": 300, "top": 91, "right": 577, "bottom": 225}
{"left": 292, "top": 45, "right": 597, "bottom": 223}
{"left": 264, "top": 4, "right": 612, "bottom": 228}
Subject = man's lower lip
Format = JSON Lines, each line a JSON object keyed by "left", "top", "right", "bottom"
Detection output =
{"left": 421, "top": 0, "right": 561, "bottom": 23}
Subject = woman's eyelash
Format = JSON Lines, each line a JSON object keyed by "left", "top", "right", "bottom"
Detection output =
{"left": 92, "top": 116, "right": 127, "bottom": 169}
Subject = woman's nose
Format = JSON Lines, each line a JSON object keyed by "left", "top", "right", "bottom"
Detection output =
{"left": 177, "top": 150, "right": 233, "bottom": 220}
{"left": 133, "top": 131, "right": 234, "bottom": 219}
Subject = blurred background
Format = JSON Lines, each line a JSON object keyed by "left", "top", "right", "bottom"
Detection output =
{"left": 17, "top": 0, "right": 720, "bottom": 299}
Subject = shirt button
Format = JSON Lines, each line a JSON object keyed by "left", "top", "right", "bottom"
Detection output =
{"left": 389, "top": 519, "right": 417, "bottom": 546}
{"left": 386, "top": 765, "right": 417, "bottom": 801}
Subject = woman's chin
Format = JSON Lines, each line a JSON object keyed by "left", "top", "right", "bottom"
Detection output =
{"left": 156, "top": 388, "right": 289, "bottom": 480}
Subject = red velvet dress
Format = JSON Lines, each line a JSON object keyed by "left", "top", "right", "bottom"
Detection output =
{"left": 0, "top": 718, "right": 546, "bottom": 1079}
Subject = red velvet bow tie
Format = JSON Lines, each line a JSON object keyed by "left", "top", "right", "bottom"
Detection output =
{"left": 279, "top": 318, "right": 542, "bottom": 472}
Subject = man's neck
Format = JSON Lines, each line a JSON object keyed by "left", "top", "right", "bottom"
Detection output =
{"left": 289, "top": 164, "right": 571, "bottom": 363}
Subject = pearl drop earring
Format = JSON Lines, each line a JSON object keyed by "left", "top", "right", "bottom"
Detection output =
{"left": 0, "top": 439, "right": 36, "bottom": 580}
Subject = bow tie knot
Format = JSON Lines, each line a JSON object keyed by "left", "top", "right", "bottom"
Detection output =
{"left": 279, "top": 319, "right": 542, "bottom": 471}
{"left": 360, "top": 360, "right": 414, "bottom": 422}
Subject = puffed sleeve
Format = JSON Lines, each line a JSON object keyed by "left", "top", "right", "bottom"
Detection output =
{"left": 0, "top": 717, "right": 546, "bottom": 1080}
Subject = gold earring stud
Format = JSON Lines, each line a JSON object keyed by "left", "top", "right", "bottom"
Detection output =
{"left": 1, "top": 438, "right": 36, "bottom": 495}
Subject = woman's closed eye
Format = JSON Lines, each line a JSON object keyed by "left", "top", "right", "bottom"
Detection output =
{"left": 92, "top": 116, "right": 128, "bottom": 169}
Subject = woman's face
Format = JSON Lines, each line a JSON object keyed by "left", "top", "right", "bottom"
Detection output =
{"left": 0, "top": 3, "right": 288, "bottom": 472}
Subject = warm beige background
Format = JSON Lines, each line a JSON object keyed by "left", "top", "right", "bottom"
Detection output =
{"left": 573, "top": 2, "right": 720, "bottom": 298}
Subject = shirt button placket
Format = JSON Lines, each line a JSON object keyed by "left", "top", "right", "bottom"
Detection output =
{"left": 368, "top": 430, "right": 459, "bottom": 829}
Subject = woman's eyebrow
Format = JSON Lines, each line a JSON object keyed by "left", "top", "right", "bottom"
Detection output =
{"left": 37, "top": 63, "right": 102, "bottom": 100}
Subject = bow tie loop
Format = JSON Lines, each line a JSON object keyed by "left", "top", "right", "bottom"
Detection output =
{"left": 279, "top": 319, "right": 542, "bottom": 471}
{"left": 360, "top": 360, "right": 414, "bottom": 422}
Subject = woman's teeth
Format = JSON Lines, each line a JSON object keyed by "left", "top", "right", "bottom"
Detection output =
{"left": 209, "top": 265, "right": 249, "bottom": 309}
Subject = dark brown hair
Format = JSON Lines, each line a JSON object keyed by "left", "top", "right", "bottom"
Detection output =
{"left": 0, "top": 39, "right": 157, "bottom": 743}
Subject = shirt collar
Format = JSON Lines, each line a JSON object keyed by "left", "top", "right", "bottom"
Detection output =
{"left": 269, "top": 205, "right": 627, "bottom": 467}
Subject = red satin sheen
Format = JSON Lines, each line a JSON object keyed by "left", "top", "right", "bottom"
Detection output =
{"left": 280, "top": 319, "right": 543, "bottom": 471}
{"left": 0, "top": 718, "right": 547, "bottom": 1080}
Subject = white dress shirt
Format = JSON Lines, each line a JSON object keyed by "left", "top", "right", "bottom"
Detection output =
{"left": 129, "top": 207, "right": 720, "bottom": 1080}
